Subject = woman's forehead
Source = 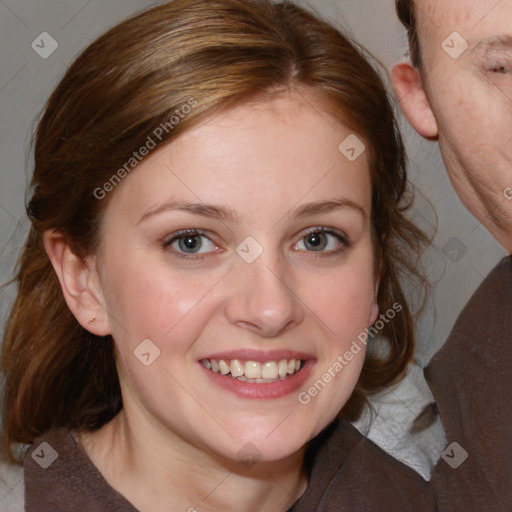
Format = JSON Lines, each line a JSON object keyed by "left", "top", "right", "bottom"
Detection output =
{"left": 103, "top": 94, "right": 372, "bottom": 225}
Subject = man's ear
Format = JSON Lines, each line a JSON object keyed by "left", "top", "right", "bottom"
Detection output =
{"left": 392, "top": 62, "right": 439, "bottom": 140}
{"left": 43, "top": 229, "right": 111, "bottom": 336}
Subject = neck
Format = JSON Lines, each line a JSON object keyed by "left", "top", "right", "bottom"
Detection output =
{"left": 78, "top": 410, "right": 307, "bottom": 512}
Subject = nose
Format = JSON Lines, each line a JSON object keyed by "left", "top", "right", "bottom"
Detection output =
{"left": 224, "top": 253, "right": 304, "bottom": 338}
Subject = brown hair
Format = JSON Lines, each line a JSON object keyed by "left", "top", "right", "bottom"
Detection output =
{"left": 396, "top": 0, "right": 421, "bottom": 67}
{"left": 1, "top": 0, "right": 428, "bottom": 461}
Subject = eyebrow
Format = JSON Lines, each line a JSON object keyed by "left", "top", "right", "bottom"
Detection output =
{"left": 138, "top": 200, "right": 234, "bottom": 224}
{"left": 473, "top": 35, "right": 512, "bottom": 52}
{"left": 294, "top": 199, "right": 366, "bottom": 221}
{"left": 137, "top": 198, "right": 366, "bottom": 224}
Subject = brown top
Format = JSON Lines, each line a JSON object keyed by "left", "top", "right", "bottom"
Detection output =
{"left": 24, "top": 427, "right": 137, "bottom": 512}
{"left": 427, "top": 255, "right": 512, "bottom": 511}
{"left": 24, "top": 257, "right": 512, "bottom": 511}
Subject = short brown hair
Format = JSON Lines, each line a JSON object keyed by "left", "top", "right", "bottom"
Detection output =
{"left": 1, "top": 0, "right": 428, "bottom": 460}
{"left": 396, "top": 0, "right": 421, "bottom": 67}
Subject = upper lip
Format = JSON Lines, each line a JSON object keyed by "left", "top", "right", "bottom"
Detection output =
{"left": 199, "top": 349, "right": 314, "bottom": 362}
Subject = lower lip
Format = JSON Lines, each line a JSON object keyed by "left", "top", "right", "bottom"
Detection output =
{"left": 200, "top": 360, "right": 315, "bottom": 399}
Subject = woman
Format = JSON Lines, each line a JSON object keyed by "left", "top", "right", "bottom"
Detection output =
{"left": 1, "top": 0, "right": 430, "bottom": 510}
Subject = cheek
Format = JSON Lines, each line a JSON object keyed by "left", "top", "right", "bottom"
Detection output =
{"left": 100, "top": 250, "right": 219, "bottom": 349}
{"left": 300, "top": 263, "right": 377, "bottom": 344}
{"left": 436, "top": 96, "right": 504, "bottom": 180}
{"left": 430, "top": 73, "right": 499, "bottom": 145}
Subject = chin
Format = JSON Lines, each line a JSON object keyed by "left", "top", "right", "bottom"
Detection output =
{"left": 223, "top": 439, "right": 307, "bottom": 468}
{"left": 218, "top": 420, "right": 316, "bottom": 466}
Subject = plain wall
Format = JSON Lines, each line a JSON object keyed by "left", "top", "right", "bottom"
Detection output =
{"left": 0, "top": 0, "right": 506, "bottom": 365}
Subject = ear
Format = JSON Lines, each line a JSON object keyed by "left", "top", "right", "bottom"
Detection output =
{"left": 369, "top": 301, "right": 379, "bottom": 326}
{"left": 391, "top": 62, "right": 439, "bottom": 140}
{"left": 43, "top": 229, "right": 111, "bottom": 336}
{"left": 368, "top": 275, "right": 380, "bottom": 326}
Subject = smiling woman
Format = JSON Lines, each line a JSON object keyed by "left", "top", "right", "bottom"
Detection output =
{"left": 1, "top": 1, "right": 430, "bottom": 511}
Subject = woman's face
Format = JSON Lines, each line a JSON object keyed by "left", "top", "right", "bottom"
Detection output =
{"left": 95, "top": 92, "right": 379, "bottom": 463}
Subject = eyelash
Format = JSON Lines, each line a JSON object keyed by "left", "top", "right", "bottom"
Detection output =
{"left": 160, "top": 227, "right": 351, "bottom": 261}
{"left": 483, "top": 57, "right": 512, "bottom": 75}
{"left": 296, "top": 227, "right": 351, "bottom": 255}
{"left": 489, "top": 64, "right": 510, "bottom": 74}
{"left": 161, "top": 229, "right": 217, "bottom": 260}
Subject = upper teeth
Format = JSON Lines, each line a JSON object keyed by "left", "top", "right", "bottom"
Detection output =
{"left": 201, "top": 358, "right": 303, "bottom": 380}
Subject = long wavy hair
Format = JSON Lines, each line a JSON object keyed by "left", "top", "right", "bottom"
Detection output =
{"left": 1, "top": 0, "right": 428, "bottom": 461}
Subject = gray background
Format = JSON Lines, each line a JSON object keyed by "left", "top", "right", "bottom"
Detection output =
{"left": 0, "top": 0, "right": 506, "bottom": 366}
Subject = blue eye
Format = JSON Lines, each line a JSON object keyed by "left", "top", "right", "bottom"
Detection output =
{"left": 163, "top": 230, "right": 217, "bottom": 256}
{"left": 294, "top": 228, "right": 349, "bottom": 253}
{"left": 162, "top": 227, "right": 349, "bottom": 260}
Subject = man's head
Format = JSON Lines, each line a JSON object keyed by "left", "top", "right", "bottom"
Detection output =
{"left": 396, "top": 0, "right": 420, "bottom": 67}
{"left": 393, "top": 0, "right": 512, "bottom": 252}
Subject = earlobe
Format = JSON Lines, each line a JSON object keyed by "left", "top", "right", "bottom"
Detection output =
{"left": 369, "top": 275, "right": 380, "bottom": 326}
{"left": 43, "top": 230, "right": 111, "bottom": 336}
{"left": 369, "top": 302, "right": 379, "bottom": 326}
{"left": 391, "top": 62, "right": 439, "bottom": 140}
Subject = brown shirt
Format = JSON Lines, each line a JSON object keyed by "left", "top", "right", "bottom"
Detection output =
{"left": 24, "top": 257, "right": 512, "bottom": 511}
{"left": 25, "top": 427, "right": 137, "bottom": 512}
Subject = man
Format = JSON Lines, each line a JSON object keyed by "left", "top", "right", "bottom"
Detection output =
{"left": 391, "top": 0, "right": 512, "bottom": 509}
{"left": 393, "top": 0, "right": 512, "bottom": 249}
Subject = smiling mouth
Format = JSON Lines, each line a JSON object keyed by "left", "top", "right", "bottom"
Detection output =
{"left": 200, "top": 358, "right": 305, "bottom": 383}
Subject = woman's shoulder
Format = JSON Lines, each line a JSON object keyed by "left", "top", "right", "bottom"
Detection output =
{"left": 24, "top": 427, "right": 137, "bottom": 512}
{"left": 290, "top": 419, "right": 435, "bottom": 512}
